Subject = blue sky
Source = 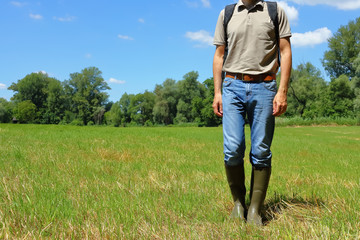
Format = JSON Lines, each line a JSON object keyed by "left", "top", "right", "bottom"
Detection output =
{"left": 1, "top": 0, "right": 359, "bottom": 102}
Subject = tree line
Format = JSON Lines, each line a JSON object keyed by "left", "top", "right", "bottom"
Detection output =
{"left": 1, "top": 17, "right": 359, "bottom": 126}
{"left": 0, "top": 69, "right": 221, "bottom": 126}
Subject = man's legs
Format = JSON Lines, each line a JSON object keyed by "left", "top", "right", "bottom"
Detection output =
{"left": 246, "top": 80, "right": 276, "bottom": 225}
{"left": 222, "top": 78, "right": 247, "bottom": 219}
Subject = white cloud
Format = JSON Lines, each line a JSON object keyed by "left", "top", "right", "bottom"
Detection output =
{"left": 10, "top": 1, "right": 27, "bottom": 7}
{"left": 53, "top": 16, "right": 76, "bottom": 22}
{"left": 109, "top": 78, "right": 126, "bottom": 84}
{"left": 185, "top": 0, "right": 211, "bottom": 8}
{"left": 185, "top": 1, "right": 199, "bottom": 8}
{"left": 185, "top": 30, "right": 213, "bottom": 47}
{"left": 118, "top": 34, "right": 134, "bottom": 40}
{"left": 286, "top": 0, "right": 360, "bottom": 10}
{"left": 0, "top": 83, "right": 6, "bottom": 90}
{"left": 29, "top": 13, "right": 43, "bottom": 20}
{"left": 201, "top": 0, "right": 211, "bottom": 8}
{"left": 85, "top": 53, "right": 92, "bottom": 59}
{"left": 278, "top": 1, "right": 299, "bottom": 22}
{"left": 337, "top": 1, "right": 360, "bottom": 10}
{"left": 138, "top": 18, "right": 145, "bottom": 23}
{"left": 292, "top": 27, "right": 332, "bottom": 47}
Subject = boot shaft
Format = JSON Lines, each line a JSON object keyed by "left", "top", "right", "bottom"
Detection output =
{"left": 225, "top": 164, "right": 247, "bottom": 220}
{"left": 225, "top": 164, "right": 246, "bottom": 202}
{"left": 248, "top": 167, "right": 271, "bottom": 225}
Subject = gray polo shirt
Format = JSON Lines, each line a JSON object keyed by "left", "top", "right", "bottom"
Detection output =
{"left": 213, "top": 0, "right": 292, "bottom": 75}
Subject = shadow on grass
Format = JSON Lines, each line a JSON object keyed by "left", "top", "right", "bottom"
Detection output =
{"left": 262, "top": 192, "right": 325, "bottom": 225}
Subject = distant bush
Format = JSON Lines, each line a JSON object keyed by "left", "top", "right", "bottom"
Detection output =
{"left": 144, "top": 120, "right": 153, "bottom": 127}
{"left": 275, "top": 117, "right": 359, "bottom": 127}
{"left": 70, "top": 119, "right": 84, "bottom": 126}
{"left": 14, "top": 100, "right": 37, "bottom": 123}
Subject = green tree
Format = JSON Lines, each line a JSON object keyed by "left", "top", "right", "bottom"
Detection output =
{"left": 14, "top": 100, "right": 37, "bottom": 123}
{"left": 322, "top": 17, "right": 360, "bottom": 79}
{"left": 107, "top": 93, "right": 134, "bottom": 126}
{"left": 0, "top": 98, "right": 14, "bottom": 123}
{"left": 8, "top": 72, "right": 63, "bottom": 123}
{"left": 174, "top": 100, "right": 188, "bottom": 124}
{"left": 93, "top": 106, "right": 106, "bottom": 125}
{"left": 153, "top": 78, "right": 179, "bottom": 125}
{"left": 191, "top": 96, "right": 204, "bottom": 125}
{"left": 153, "top": 100, "right": 171, "bottom": 125}
{"left": 351, "top": 77, "right": 360, "bottom": 118}
{"left": 107, "top": 101, "right": 123, "bottom": 127}
{"left": 200, "top": 78, "right": 222, "bottom": 126}
{"left": 175, "top": 71, "right": 205, "bottom": 123}
{"left": 119, "top": 93, "right": 134, "bottom": 124}
{"left": 351, "top": 53, "right": 360, "bottom": 117}
{"left": 44, "top": 78, "right": 65, "bottom": 124}
{"left": 63, "top": 67, "right": 110, "bottom": 125}
{"left": 129, "top": 91, "right": 155, "bottom": 125}
{"left": 322, "top": 75, "right": 355, "bottom": 117}
{"left": 286, "top": 63, "right": 327, "bottom": 118}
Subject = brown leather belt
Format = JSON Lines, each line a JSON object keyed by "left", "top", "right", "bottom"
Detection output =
{"left": 225, "top": 72, "right": 276, "bottom": 81}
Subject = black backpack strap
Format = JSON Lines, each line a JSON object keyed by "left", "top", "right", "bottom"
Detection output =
{"left": 222, "top": 3, "right": 236, "bottom": 80}
{"left": 223, "top": 3, "right": 236, "bottom": 41}
{"left": 266, "top": 1, "right": 280, "bottom": 66}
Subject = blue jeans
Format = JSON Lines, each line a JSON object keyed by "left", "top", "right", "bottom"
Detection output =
{"left": 222, "top": 77, "right": 277, "bottom": 168}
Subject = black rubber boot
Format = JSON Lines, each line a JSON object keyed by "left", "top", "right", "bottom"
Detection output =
{"left": 247, "top": 167, "right": 271, "bottom": 226}
{"left": 225, "top": 164, "right": 247, "bottom": 220}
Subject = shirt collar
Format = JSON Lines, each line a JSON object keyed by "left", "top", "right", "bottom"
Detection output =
{"left": 237, "top": 0, "right": 264, "bottom": 11}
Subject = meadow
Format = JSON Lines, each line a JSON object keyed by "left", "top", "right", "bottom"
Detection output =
{"left": 0, "top": 124, "right": 359, "bottom": 239}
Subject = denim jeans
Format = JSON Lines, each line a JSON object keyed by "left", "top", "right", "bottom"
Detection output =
{"left": 222, "top": 77, "right": 277, "bottom": 168}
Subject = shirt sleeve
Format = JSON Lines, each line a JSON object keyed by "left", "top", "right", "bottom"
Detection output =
{"left": 213, "top": 9, "right": 226, "bottom": 46}
{"left": 277, "top": 5, "right": 292, "bottom": 39}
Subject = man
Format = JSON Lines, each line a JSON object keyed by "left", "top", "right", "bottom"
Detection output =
{"left": 212, "top": 0, "right": 292, "bottom": 225}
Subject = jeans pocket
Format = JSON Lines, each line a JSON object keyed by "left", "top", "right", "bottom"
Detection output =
{"left": 223, "top": 77, "right": 234, "bottom": 88}
{"left": 263, "top": 80, "right": 277, "bottom": 92}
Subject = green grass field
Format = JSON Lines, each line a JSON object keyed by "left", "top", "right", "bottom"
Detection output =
{"left": 0, "top": 124, "right": 359, "bottom": 239}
